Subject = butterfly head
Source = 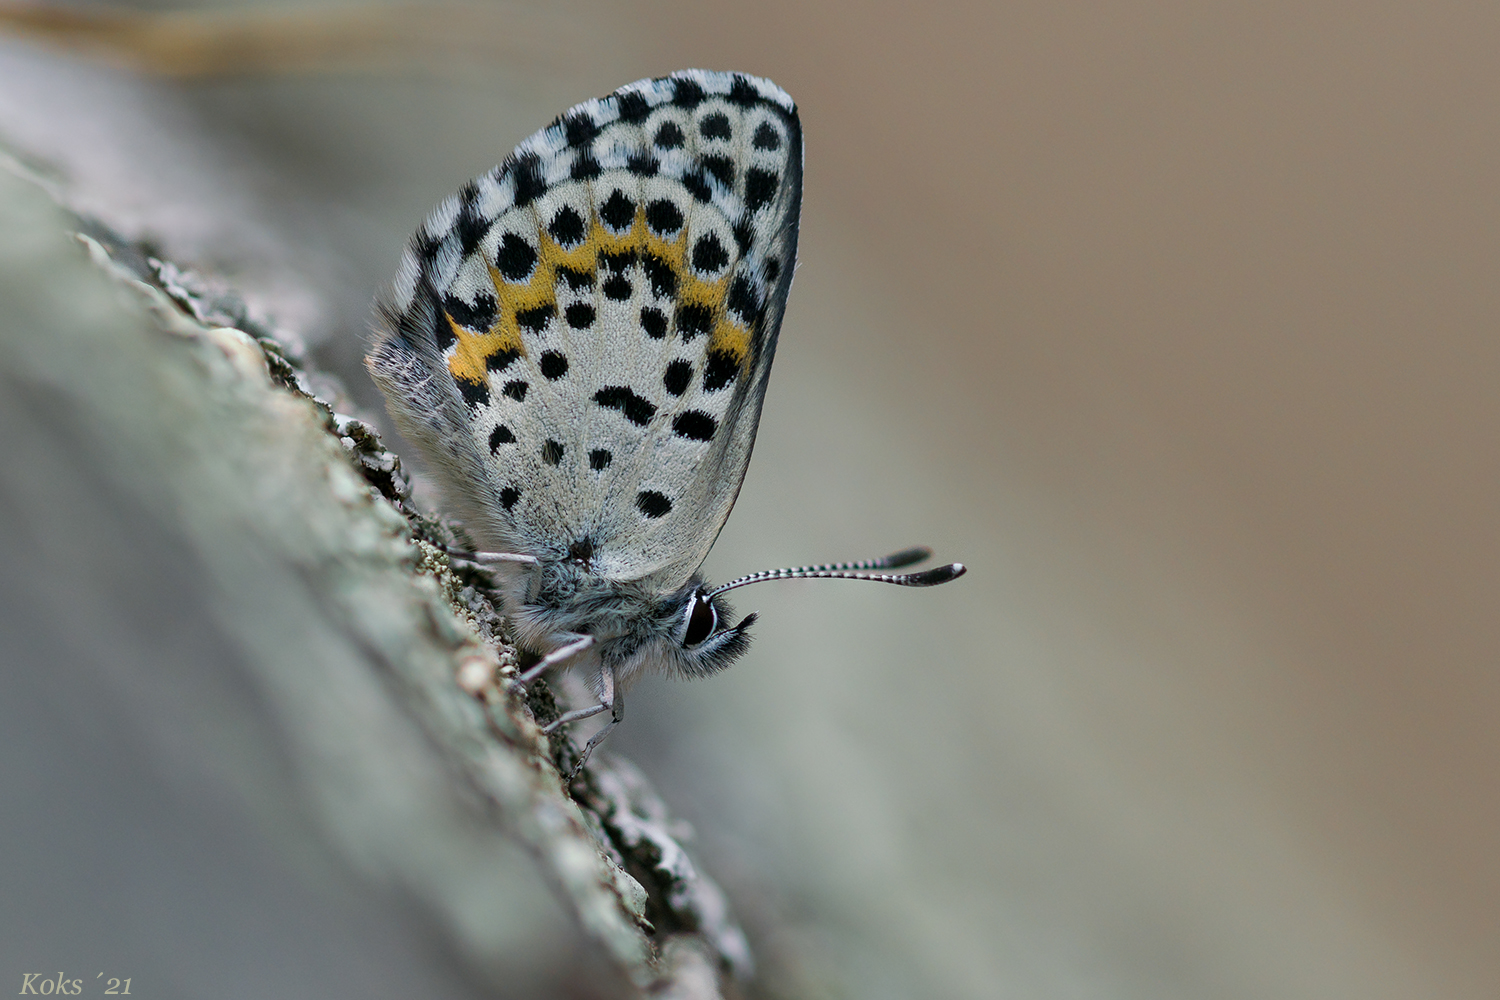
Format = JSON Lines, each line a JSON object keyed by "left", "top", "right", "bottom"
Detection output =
{"left": 665, "top": 582, "right": 757, "bottom": 678}
{"left": 505, "top": 559, "right": 757, "bottom": 682}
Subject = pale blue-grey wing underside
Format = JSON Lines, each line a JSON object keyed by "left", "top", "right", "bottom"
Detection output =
{"left": 368, "top": 70, "right": 802, "bottom": 591}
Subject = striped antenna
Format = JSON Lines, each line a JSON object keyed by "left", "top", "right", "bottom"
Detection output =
{"left": 706, "top": 547, "right": 966, "bottom": 598}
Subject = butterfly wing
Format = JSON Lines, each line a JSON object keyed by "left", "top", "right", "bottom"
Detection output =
{"left": 369, "top": 70, "right": 802, "bottom": 589}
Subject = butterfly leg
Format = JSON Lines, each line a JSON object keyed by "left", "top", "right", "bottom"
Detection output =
{"left": 521, "top": 634, "right": 606, "bottom": 729}
{"left": 541, "top": 701, "right": 608, "bottom": 731}
{"left": 511, "top": 636, "right": 619, "bottom": 775}
{"left": 517, "top": 634, "right": 593, "bottom": 684}
{"left": 540, "top": 662, "right": 615, "bottom": 734}
{"left": 443, "top": 549, "right": 540, "bottom": 569}
{"left": 567, "top": 667, "right": 622, "bottom": 779}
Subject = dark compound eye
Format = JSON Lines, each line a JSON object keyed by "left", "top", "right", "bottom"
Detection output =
{"left": 683, "top": 592, "right": 717, "bottom": 647}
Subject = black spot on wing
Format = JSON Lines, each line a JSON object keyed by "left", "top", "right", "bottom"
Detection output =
{"left": 512, "top": 154, "right": 546, "bottom": 207}
{"left": 640, "top": 307, "right": 667, "bottom": 339}
{"left": 500, "top": 486, "right": 520, "bottom": 510}
{"left": 444, "top": 292, "right": 496, "bottom": 332}
{"left": 663, "top": 359, "right": 692, "bottom": 396}
{"left": 486, "top": 348, "right": 520, "bottom": 373}
{"left": 681, "top": 167, "right": 712, "bottom": 202}
{"left": 617, "top": 90, "right": 651, "bottom": 123}
{"left": 604, "top": 274, "right": 632, "bottom": 301}
{"left": 636, "top": 491, "right": 673, "bottom": 518}
{"left": 539, "top": 350, "right": 569, "bottom": 380}
{"left": 457, "top": 378, "right": 489, "bottom": 408}
{"left": 654, "top": 122, "right": 685, "bottom": 149}
{"left": 646, "top": 199, "right": 684, "bottom": 235}
{"left": 589, "top": 448, "right": 612, "bottom": 471}
{"left": 643, "top": 254, "right": 677, "bottom": 298}
{"left": 600, "top": 250, "right": 635, "bottom": 300}
{"left": 673, "top": 78, "right": 705, "bottom": 108}
{"left": 600, "top": 190, "right": 636, "bottom": 231}
{"left": 727, "top": 76, "right": 759, "bottom": 106}
{"left": 672, "top": 410, "right": 717, "bottom": 442}
{"left": 732, "top": 219, "right": 753, "bottom": 254}
{"left": 745, "top": 167, "right": 778, "bottom": 213}
{"left": 414, "top": 231, "right": 442, "bottom": 269}
{"left": 541, "top": 439, "right": 564, "bottom": 465}
{"left": 692, "top": 232, "right": 730, "bottom": 273}
{"left": 675, "top": 302, "right": 712, "bottom": 340}
{"left": 727, "top": 275, "right": 759, "bottom": 324}
{"left": 565, "top": 303, "right": 596, "bottom": 329}
{"left": 702, "top": 154, "right": 735, "bottom": 188}
{"left": 488, "top": 425, "right": 514, "bottom": 452}
{"left": 571, "top": 148, "right": 602, "bottom": 181}
{"left": 454, "top": 182, "right": 488, "bottom": 255}
{"left": 558, "top": 265, "right": 594, "bottom": 290}
{"left": 496, "top": 233, "right": 537, "bottom": 282}
{"left": 752, "top": 122, "right": 781, "bottom": 150}
{"left": 516, "top": 303, "right": 555, "bottom": 333}
{"left": 699, "top": 112, "right": 731, "bottom": 140}
{"left": 562, "top": 112, "right": 598, "bottom": 146}
{"left": 548, "top": 206, "right": 586, "bottom": 246}
{"left": 594, "top": 386, "right": 656, "bottom": 426}
{"left": 703, "top": 349, "right": 739, "bottom": 392}
{"left": 502, "top": 379, "right": 528, "bottom": 400}
{"left": 627, "top": 151, "right": 659, "bottom": 177}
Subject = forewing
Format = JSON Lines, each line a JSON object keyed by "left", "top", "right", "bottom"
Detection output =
{"left": 368, "top": 70, "right": 802, "bottom": 585}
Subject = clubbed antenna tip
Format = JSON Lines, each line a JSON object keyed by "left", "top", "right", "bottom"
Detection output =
{"left": 908, "top": 563, "right": 966, "bottom": 586}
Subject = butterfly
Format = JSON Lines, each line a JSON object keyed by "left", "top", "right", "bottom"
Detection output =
{"left": 367, "top": 70, "right": 964, "bottom": 773}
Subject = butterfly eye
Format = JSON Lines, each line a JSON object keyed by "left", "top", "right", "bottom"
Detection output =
{"left": 682, "top": 591, "right": 718, "bottom": 647}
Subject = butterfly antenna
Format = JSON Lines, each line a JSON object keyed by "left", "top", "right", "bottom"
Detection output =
{"left": 706, "top": 548, "right": 966, "bottom": 598}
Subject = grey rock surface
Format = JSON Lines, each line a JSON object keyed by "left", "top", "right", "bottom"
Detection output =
{"left": 0, "top": 154, "right": 739, "bottom": 999}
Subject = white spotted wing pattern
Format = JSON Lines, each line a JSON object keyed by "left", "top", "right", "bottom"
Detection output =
{"left": 369, "top": 71, "right": 963, "bottom": 773}
{"left": 373, "top": 70, "right": 799, "bottom": 589}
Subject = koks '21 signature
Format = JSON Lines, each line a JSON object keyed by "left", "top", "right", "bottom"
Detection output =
{"left": 18, "top": 972, "right": 131, "bottom": 994}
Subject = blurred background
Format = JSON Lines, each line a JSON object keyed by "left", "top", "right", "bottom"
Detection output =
{"left": 1, "top": 0, "right": 1496, "bottom": 996}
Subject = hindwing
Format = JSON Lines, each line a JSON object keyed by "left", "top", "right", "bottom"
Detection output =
{"left": 369, "top": 70, "right": 802, "bottom": 588}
